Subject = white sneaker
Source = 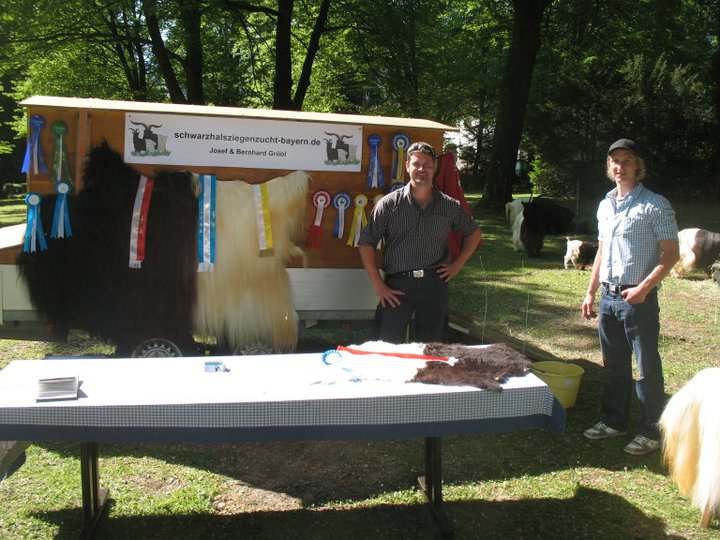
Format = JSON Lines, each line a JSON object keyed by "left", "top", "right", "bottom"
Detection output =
{"left": 623, "top": 435, "right": 660, "bottom": 456}
{"left": 583, "top": 421, "right": 627, "bottom": 440}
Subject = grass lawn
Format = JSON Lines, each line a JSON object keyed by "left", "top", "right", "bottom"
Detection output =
{"left": 0, "top": 197, "right": 27, "bottom": 228}
{"left": 1, "top": 193, "right": 720, "bottom": 539}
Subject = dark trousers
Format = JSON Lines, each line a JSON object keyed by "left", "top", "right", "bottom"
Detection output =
{"left": 597, "top": 288, "right": 664, "bottom": 439}
{"left": 376, "top": 274, "right": 449, "bottom": 344}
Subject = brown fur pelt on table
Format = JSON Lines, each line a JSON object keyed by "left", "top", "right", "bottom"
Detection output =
{"left": 410, "top": 342, "right": 533, "bottom": 391}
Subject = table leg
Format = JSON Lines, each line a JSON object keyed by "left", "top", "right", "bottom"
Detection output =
{"left": 79, "top": 442, "right": 109, "bottom": 540}
{"left": 417, "top": 437, "right": 454, "bottom": 538}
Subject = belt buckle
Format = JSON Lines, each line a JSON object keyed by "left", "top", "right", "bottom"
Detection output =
{"left": 606, "top": 283, "right": 620, "bottom": 294}
{"left": 412, "top": 269, "right": 424, "bottom": 278}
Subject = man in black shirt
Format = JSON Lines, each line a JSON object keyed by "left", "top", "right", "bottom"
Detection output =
{"left": 358, "top": 141, "right": 481, "bottom": 343}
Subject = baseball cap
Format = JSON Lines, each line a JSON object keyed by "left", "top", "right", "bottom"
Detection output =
{"left": 608, "top": 138, "right": 638, "bottom": 156}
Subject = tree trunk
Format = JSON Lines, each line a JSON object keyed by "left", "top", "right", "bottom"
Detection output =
{"left": 144, "top": 0, "right": 188, "bottom": 104}
{"left": 273, "top": 0, "right": 294, "bottom": 110}
{"left": 292, "top": 0, "right": 332, "bottom": 110}
{"left": 482, "top": 0, "right": 551, "bottom": 210}
{"left": 180, "top": 0, "right": 205, "bottom": 105}
{"left": 713, "top": 1, "right": 720, "bottom": 199}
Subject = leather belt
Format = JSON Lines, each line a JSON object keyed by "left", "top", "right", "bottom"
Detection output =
{"left": 386, "top": 268, "right": 437, "bottom": 279}
{"left": 602, "top": 283, "right": 636, "bottom": 294}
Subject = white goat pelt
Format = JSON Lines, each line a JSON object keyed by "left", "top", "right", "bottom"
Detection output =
{"left": 194, "top": 171, "right": 309, "bottom": 352}
{"left": 659, "top": 367, "right": 720, "bottom": 528}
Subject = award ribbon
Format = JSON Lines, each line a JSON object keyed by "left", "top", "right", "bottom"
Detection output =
{"left": 253, "top": 182, "right": 274, "bottom": 256}
{"left": 129, "top": 175, "right": 154, "bottom": 269}
{"left": 346, "top": 194, "right": 368, "bottom": 247}
{"left": 197, "top": 174, "right": 216, "bottom": 271}
{"left": 365, "top": 134, "right": 385, "bottom": 189}
{"left": 21, "top": 115, "right": 48, "bottom": 175}
{"left": 332, "top": 192, "right": 351, "bottom": 239}
{"left": 50, "top": 120, "right": 72, "bottom": 183}
{"left": 50, "top": 181, "right": 72, "bottom": 239}
{"left": 391, "top": 133, "right": 409, "bottom": 182}
{"left": 23, "top": 193, "right": 47, "bottom": 253}
{"left": 390, "top": 181, "right": 405, "bottom": 192}
{"left": 306, "top": 190, "right": 330, "bottom": 250}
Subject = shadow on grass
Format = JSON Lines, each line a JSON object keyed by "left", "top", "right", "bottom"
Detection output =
{"left": 32, "top": 486, "right": 682, "bottom": 540}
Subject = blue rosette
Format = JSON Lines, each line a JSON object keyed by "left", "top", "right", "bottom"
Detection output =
{"left": 21, "top": 115, "right": 48, "bottom": 175}
{"left": 332, "top": 191, "right": 351, "bottom": 239}
{"left": 23, "top": 192, "right": 47, "bottom": 252}
{"left": 50, "top": 180, "right": 73, "bottom": 239}
{"left": 366, "top": 134, "right": 385, "bottom": 189}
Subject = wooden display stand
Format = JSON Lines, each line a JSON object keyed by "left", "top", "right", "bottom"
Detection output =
{"left": 0, "top": 96, "right": 455, "bottom": 337}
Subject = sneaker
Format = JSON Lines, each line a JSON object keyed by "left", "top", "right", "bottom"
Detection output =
{"left": 623, "top": 435, "right": 660, "bottom": 456}
{"left": 583, "top": 421, "right": 628, "bottom": 440}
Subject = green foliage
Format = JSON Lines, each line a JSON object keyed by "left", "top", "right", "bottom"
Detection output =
{"left": 527, "top": 154, "right": 569, "bottom": 197}
{"left": 1, "top": 182, "right": 25, "bottom": 198}
{"left": 0, "top": 0, "right": 718, "bottom": 201}
{"left": 526, "top": 0, "right": 718, "bottom": 200}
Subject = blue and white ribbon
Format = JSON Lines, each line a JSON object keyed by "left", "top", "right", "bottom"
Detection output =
{"left": 21, "top": 115, "right": 48, "bottom": 175}
{"left": 23, "top": 192, "right": 47, "bottom": 252}
{"left": 321, "top": 349, "right": 343, "bottom": 365}
{"left": 365, "top": 134, "right": 385, "bottom": 189}
{"left": 390, "top": 182, "right": 405, "bottom": 192}
{"left": 197, "top": 174, "right": 216, "bottom": 271}
{"left": 391, "top": 133, "right": 409, "bottom": 182}
{"left": 332, "top": 192, "right": 351, "bottom": 239}
{"left": 50, "top": 181, "right": 72, "bottom": 239}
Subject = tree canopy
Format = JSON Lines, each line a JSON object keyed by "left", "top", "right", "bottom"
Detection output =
{"left": 0, "top": 0, "right": 718, "bottom": 201}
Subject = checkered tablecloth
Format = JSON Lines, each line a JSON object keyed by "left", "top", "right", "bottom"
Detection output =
{"left": 0, "top": 353, "right": 565, "bottom": 442}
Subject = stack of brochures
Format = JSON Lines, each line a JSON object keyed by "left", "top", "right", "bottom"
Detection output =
{"left": 37, "top": 376, "right": 79, "bottom": 401}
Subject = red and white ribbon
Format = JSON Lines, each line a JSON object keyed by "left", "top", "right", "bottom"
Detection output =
{"left": 129, "top": 175, "right": 154, "bottom": 269}
{"left": 306, "top": 190, "right": 330, "bottom": 250}
{"left": 336, "top": 345, "right": 450, "bottom": 362}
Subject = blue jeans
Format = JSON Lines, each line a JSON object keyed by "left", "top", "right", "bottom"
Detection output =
{"left": 597, "top": 288, "right": 664, "bottom": 439}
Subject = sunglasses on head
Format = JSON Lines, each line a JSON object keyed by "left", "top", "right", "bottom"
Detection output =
{"left": 407, "top": 143, "right": 436, "bottom": 158}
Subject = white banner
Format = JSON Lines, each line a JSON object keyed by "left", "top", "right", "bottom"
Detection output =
{"left": 124, "top": 112, "right": 363, "bottom": 172}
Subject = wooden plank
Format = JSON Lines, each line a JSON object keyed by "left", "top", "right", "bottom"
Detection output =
{"left": 20, "top": 96, "right": 456, "bottom": 131}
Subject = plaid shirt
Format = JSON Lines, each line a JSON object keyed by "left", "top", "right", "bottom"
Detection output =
{"left": 358, "top": 184, "right": 478, "bottom": 275}
{"left": 597, "top": 183, "right": 678, "bottom": 286}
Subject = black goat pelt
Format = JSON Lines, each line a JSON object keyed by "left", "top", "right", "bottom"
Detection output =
{"left": 17, "top": 141, "right": 198, "bottom": 352}
{"left": 411, "top": 342, "right": 533, "bottom": 391}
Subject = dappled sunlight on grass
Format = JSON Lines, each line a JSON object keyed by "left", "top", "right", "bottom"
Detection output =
{"left": 2, "top": 196, "right": 720, "bottom": 539}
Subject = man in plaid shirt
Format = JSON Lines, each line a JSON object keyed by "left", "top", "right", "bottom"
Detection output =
{"left": 358, "top": 142, "right": 481, "bottom": 344}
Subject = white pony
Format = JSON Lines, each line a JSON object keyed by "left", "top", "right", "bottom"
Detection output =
{"left": 659, "top": 367, "right": 720, "bottom": 527}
